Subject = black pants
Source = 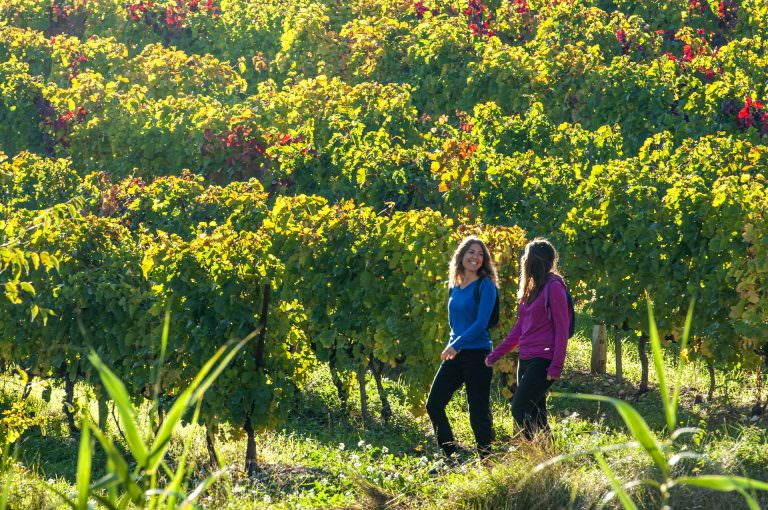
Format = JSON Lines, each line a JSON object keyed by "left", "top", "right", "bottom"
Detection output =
{"left": 425, "top": 349, "right": 494, "bottom": 457}
{"left": 512, "top": 357, "right": 554, "bottom": 440}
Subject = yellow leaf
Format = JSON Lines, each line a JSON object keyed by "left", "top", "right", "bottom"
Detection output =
{"left": 438, "top": 182, "right": 449, "bottom": 192}
{"left": 430, "top": 161, "right": 441, "bottom": 174}
{"left": 20, "top": 282, "right": 35, "bottom": 296}
{"left": 141, "top": 256, "right": 154, "bottom": 279}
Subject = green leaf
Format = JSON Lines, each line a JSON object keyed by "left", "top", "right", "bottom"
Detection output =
{"left": 671, "top": 299, "right": 694, "bottom": 425}
{"left": 88, "top": 425, "right": 143, "bottom": 503}
{"left": 46, "top": 484, "right": 79, "bottom": 510}
{"left": 674, "top": 475, "right": 768, "bottom": 492}
{"left": 181, "top": 468, "right": 229, "bottom": 507}
{"left": 553, "top": 392, "right": 669, "bottom": 476}
{"left": 164, "top": 399, "right": 203, "bottom": 509}
{"left": 737, "top": 489, "right": 761, "bottom": 510}
{"left": 647, "top": 297, "right": 672, "bottom": 431}
{"left": 146, "top": 331, "right": 254, "bottom": 471}
{"left": 88, "top": 352, "right": 148, "bottom": 467}
{"left": 595, "top": 452, "right": 639, "bottom": 510}
{"left": 1, "top": 462, "right": 10, "bottom": 510}
{"left": 76, "top": 418, "right": 92, "bottom": 510}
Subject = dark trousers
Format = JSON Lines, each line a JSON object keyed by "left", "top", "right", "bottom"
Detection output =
{"left": 425, "top": 349, "right": 494, "bottom": 457}
{"left": 512, "top": 357, "right": 554, "bottom": 440}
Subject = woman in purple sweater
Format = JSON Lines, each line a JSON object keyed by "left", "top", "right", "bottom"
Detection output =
{"left": 485, "top": 238, "right": 571, "bottom": 439}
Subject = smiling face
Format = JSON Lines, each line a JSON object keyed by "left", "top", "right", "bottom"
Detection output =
{"left": 461, "top": 242, "right": 484, "bottom": 275}
{"left": 449, "top": 235, "right": 497, "bottom": 287}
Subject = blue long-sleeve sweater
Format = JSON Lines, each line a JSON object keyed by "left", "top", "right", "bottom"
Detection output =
{"left": 447, "top": 277, "right": 496, "bottom": 351}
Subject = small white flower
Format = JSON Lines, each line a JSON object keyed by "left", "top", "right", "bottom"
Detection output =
{"left": 381, "top": 446, "right": 389, "bottom": 454}
{"left": 358, "top": 439, "right": 366, "bottom": 447}
{"left": 263, "top": 495, "right": 272, "bottom": 504}
{"left": 338, "top": 442, "right": 345, "bottom": 450}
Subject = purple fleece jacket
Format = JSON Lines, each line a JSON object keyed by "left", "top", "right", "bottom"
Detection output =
{"left": 486, "top": 275, "right": 570, "bottom": 379}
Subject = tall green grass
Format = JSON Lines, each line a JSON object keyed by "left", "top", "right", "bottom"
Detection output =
{"left": 45, "top": 313, "right": 257, "bottom": 510}
{"left": 537, "top": 299, "right": 768, "bottom": 509}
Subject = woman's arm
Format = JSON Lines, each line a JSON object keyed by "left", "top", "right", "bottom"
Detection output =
{"left": 546, "top": 280, "right": 570, "bottom": 379}
{"left": 485, "top": 307, "right": 522, "bottom": 365}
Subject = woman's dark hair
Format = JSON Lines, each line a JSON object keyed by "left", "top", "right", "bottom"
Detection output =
{"left": 517, "top": 238, "right": 560, "bottom": 304}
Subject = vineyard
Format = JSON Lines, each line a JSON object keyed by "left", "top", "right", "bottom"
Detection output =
{"left": 1, "top": 0, "right": 767, "bottom": 508}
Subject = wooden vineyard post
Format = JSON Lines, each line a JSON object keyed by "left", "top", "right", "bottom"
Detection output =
{"left": 614, "top": 325, "right": 623, "bottom": 383}
{"left": 591, "top": 322, "right": 607, "bottom": 374}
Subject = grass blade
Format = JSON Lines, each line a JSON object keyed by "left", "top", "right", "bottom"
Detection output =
{"left": 89, "top": 473, "right": 119, "bottom": 491}
{"left": 671, "top": 299, "right": 694, "bottom": 429}
{"left": 88, "top": 351, "right": 148, "bottom": 466}
{"left": 46, "top": 484, "right": 79, "bottom": 510}
{"left": 88, "top": 423, "right": 144, "bottom": 503}
{"left": 595, "top": 452, "right": 638, "bottom": 510}
{"left": 181, "top": 467, "right": 229, "bottom": 507}
{"left": 76, "top": 420, "right": 92, "bottom": 510}
{"left": 0, "top": 472, "right": 10, "bottom": 510}
{"left": 736, "top": 489, "right": 761, "bottom": 510}
{"left": 146, "top": 331, "right": 254, "bottom": 471}
{"left": 90, "top": 493, "right": 119, "bottom": 510}
{"left": 165, "top": 399, "right": 203, "bottom": 509}
{"left": 674, "top": 475, "right": 768, "bottom": 492}
{"left": 553, "top": 392, "right": 669, "bottom": 476}
{"left": 532, "top": 441, "right": 642, "bottom": 474}
{"left": 189, "top": 331, "right": 258, "bottom": 403}
{"left": 646, "top": 298, "right": 673, "bottom": 431}
{"left": 1, "top": 443, "right": 11, "bottom": 510}
{"left": 155, "top": 305, "right": 171, "bottom": 400}
{"left": 669, "top": 427, "right": 701, "bottom": 441}
{"left": 151, "top": 305, "right": 172, "bottom": 426}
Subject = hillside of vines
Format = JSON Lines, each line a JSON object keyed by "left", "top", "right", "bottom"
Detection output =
{"left": 1, "top": 0, "right": 767, "bottom": 508}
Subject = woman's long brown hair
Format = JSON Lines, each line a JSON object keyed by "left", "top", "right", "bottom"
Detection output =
{"left": 517, "top": 238, "right": 561, "bottom": 304}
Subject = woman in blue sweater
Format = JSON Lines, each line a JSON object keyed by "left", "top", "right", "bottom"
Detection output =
{"left": 426, "top": 236, "right": 498, "bottom": 461}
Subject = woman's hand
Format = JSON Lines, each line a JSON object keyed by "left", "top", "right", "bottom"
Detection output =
{"left": 440, "top": 346, "right": 457, "bottom": 361}
{"left": 546, "top": 375, "right": 559, "bottom": 381}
